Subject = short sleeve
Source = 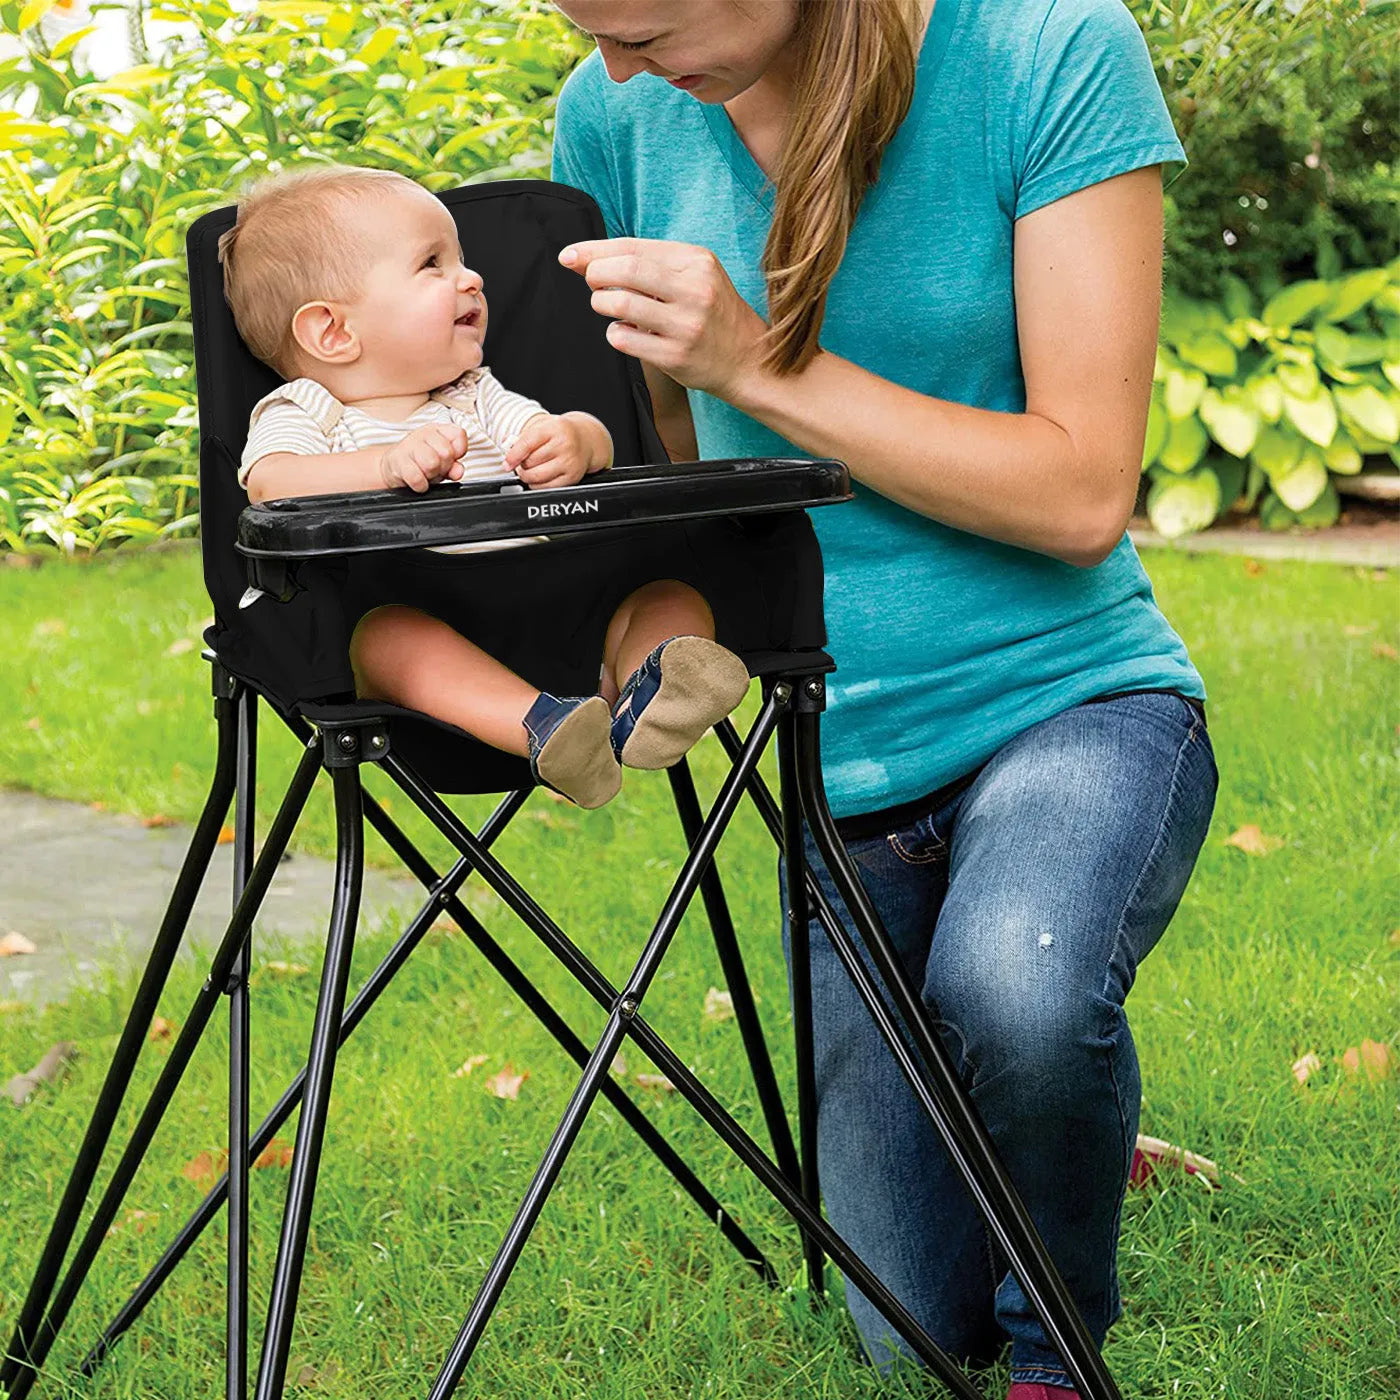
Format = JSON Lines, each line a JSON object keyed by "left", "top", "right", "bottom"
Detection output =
{"left": 1014, "top": 0, "right": 1186, "bottom": 221}
{"left": 473, "top": 371, "right": 550, "bottom": 454}
{"left": 551, "top": 56, "right": 629, "bottom": 239}
{"left": 239, "top": 399, "right": 331, "bottom": 490}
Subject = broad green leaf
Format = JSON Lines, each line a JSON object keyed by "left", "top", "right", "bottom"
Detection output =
{"left": 1384, "top": 361, "right": 1400, "bottom": 392}
{"left": 70, "top": 65, "right": 170, "bottom": 97}
{"left": 1199, "top": 387, "right": 1259, "bottom": 458}
{"left": 1259, "top": 491, "right": 1297, "bottom": 532}
{"left": 50, "top": 24, "right": 98, "bottom": 59}
{"left": 1164, "top": 367, "right": 1206, "bottom": 420}
{"left": 1158, "top": 415, "right": 1209, "bottom": 474}
{"left": 1294, "top": 479, "right": 1340, "bottom": 528}
{"left": 1142, "top": 394, "right": 1167, "bottom": 469}
{"left": 1319, "top": 268, "right": 1391, "bottom": 322}
{"left": 1272, "top": 447, "right": 1329, "bottom": 513}
{"left": 1147, "top": 468, "right": 1220, "bottom": 539}
{"left": 257, "top": 0, "right": 337, "bottom": 18}
{"left": 357, "top": 26, "right": 401, "bottom": 66}
{"left": 1333, "top": 384, "right": 1399, "bottom": 443}
{"left": 1178, "top": 332, "right": 1237, "bottom": 379}
{"left": 1248, "top": 376, "right": 1283, "bottom": 423}
{"left": 17, "top": 0, "right": 62, "bottom": 30}
{"left": 1262, "top": 280, "right": 1332, "bottom": 329}
{"left": 1314, "top": 324, "right": 1351, "bottom": 367}
{"left": 1323, "top": 437, "right": 1363, "bottom": 475}
{"left": 1249, "top": 425, "right": 1301, "bottom": 479}
{"left": 1281, "top": 388, "right": 1337, "bottom": 447}
{"left": 1275, "top": 358, "right": 1320, "bottom": 398}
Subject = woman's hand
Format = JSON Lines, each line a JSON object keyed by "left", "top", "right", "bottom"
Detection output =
{"left": 558, "top": 238, "right": 769, "bottom": 399}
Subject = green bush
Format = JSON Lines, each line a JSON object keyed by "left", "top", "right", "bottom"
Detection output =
{"left": 1144, "top": 262, "right": 1400, "bottom": 537}
{"left": 2, "top": 0, "right": 1396, "bottom": 548}
{"left": 1136, "top": 0, "right": 1399, "bottom": 302}
{"left": 0, "top": 0, "right": 586, "bottom": 554}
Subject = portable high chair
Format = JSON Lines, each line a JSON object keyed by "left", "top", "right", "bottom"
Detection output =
{"left": 1, "top": 178, "right": 1124, "bottom": 1400}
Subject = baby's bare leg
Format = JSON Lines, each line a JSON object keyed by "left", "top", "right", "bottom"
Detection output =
{"left": 350, "top": 605, "right": 537, "bottom": 755}
{"left": 599, "top": 579, "right": 715, "bottom": 704}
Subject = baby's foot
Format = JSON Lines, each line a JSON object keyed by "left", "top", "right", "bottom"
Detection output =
{"left": 523, "top": 693, "right": 621, "bottom": 809}
{"left": 610, "top": 636, "right": 750, "bottom": 770}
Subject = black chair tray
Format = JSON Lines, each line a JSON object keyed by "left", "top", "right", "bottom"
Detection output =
{"left": 236, "top": 457, "right": 851, "bottom": 559}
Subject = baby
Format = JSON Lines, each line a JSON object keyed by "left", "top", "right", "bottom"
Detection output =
{"left": 218, "top": 163, "right": 748, "bottom": 808}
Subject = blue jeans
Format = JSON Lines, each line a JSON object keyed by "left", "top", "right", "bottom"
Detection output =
{"left": 780, "top": 690, "right": 1218, "bottom": 1387}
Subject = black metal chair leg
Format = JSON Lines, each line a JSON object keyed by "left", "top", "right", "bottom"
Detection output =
{"left": 791, "top": 702, "right": 1122, "bottom": 1400}
{"left": 776, "top": 704, "right": 826, "bottom": 1301}
{"left": 426, "top": 690, "right": 784, "bottom": 1398}
{"left": 665, "top": 758, "right": 803, "bottom": 1184}
{"left": 0, "top": 672, "right": 242, "bottom": 1398}
{"left": 228, "top": 687, "right": 257, "bottom": 1400}
{"left": 253, "top": 758, "right": 365, "bottom": 1400}
{"left": 3, "top": 736, "right": 324, "bottom": 1400}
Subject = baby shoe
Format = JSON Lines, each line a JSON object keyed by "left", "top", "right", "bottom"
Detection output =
{"left": 610, "top": 636, "right": 750, "bottom": 770}
{"left": 1005, "top": 1384, "right": 1080, "bottom": 1400}
{"left": 522, "top": 692, "right": 621, "bottom": 809}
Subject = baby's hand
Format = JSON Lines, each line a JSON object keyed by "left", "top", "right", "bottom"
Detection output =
{"left": 504, "top": 414, "right": 592, "bottom": 490}
{"left": 379, "top": 424, "right": 468, "bottom": 493}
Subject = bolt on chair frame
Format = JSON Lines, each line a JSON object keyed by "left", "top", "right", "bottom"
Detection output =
{"left": 1, "top": 179, "right": 1123, "bottom": 1400}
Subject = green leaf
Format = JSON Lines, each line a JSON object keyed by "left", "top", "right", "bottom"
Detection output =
{"left": 1272, "top": 446, "right": 1329, "bottom": 513}
{"left": 1178, "top": 333, "right": 1237, "bottom": 379}
{"left": 1250, "top": 424, "right": 1302, "bottom": 479}
{"left": 1319, "top": 268, "right": 1392, "bottom": 323}
{"left": 1164, "top": 367, "right": 1207, "bottom": 420}
{"left": 1333, "top": 384, "right": 1399, "bottom": 444}
{"left": 1293, "top": 479, "right": 1340, "bottom": 528}
{"left": 1158, "top": 415, "right": 1209, "bottom": 474}
{"left": 1281, "top": 388, "right": 1338, "bottom": 448}
{"left": 1142, "top": 394, "right": 1167, "bottom": 469}
{"left": 1248, "top": 376, "right": 1284, "bottom": 423}
{"left": 1262, "top": 280, "right": 1333, "bottom": 330}
{"left": 357, "top": 26, "right": 401, "bottom": 66}
{"left": 1259, "top": 491, "right": 1297, "bottom": 532}
{"left": 1199, "top": 387, "right": 1259, "bottom": 458}
{"left": 1323, "top": 437, "right": 1363, "bottom": 475}
{"left": 1147, "top": 468, "right": 1220, "bottom": 539}
{"left": 1275, "top": 358, "right": 1320, "bottom": 398}
{"left": 1384, "top": 361, "right": 1400, "bottom": 392}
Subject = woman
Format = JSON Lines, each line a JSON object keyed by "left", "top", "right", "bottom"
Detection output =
{"left": 548, "top": 2, "right": 1218, "bottom": 1396}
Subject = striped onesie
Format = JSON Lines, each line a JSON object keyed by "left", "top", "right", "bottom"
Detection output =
{"left": 239, "top": 366, "right": 558, "bottom": 554}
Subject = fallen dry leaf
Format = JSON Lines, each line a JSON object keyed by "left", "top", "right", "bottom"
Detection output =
{"left": 452, "top": 1054, "right": 489, "bottom": 1079}
{"left": 0, "top": 932, "right": 38, "bottom": 957}
{"left": 35, "top": 618, "right": 66, "bottom": 637}
{"left": 1243, "top": 559, "right": 1265, "bottom": 576}
{"left": 1292, "top": 1051, "right": 1322, "bottom": 1086}
{"left": 1224, "top": 824, "right": 1284, "bottom": 857}
{"left": 182, "top": 1149, "right": 229, "bottom": 1190}
{"left": 148, "top": 1016, "right": 176, "bottom": 1042}
{"left": 703, "top": 987, "right": 735, "bottom": 1023}
{"left": 1373, "top": 642, "right": 1399, "bottom": 662}
{"left": 216, "top": 825, "right": 236, "bottom": 845}
{"left": 485, "top": 1064, "right": 528, "bottom": 1100}
{"left": 1343, "top": 623, "right": 1377, "bottom": 637}
{"left": 25, "top": 716, "right": 41, "bottom": 731}
{"left": 1388, "top": 928, "right": 1400, "bottom": 947}
{"left": 5, "top": 1042, "right": 78, "bottom": 1107}
{"left": 165, "top": 637, "right": 195, "bottom": 657}
{"left": 610, "top": 1052, "right": 629, "bottom": 1077}
{"left": 1341, "top": 1039, "right": 1396, "bottom": 1082}
{"left": 634, "top": 1073, "right": 676, "bottom": 1092}
{"left": 1128, "top": 1133, "right": 1221, "bottom": 1190}
{"left": 254, "top": 1138, "right": 294, "bottom": 1170}
{"left": 252, "top": 961, "right": 309, "bottom": 983}
{"left": 141, "top": 813, "right": 176, "bottom": 829}
{"left": 106, "top": 1208, "right": 160, "bottom": 1239}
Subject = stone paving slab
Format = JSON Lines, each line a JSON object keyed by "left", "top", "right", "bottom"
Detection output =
{"left": 0, "top": 789, "right": 423, "bottom": 1008}
{"left": 1129, "top": 517, "right": 1398, "bottom": 568}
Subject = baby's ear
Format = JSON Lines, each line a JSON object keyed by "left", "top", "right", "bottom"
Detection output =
{"left": 291, "top": 301, "right": 357, "bottom": 364}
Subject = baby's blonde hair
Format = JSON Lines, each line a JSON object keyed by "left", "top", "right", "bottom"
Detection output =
{"left": 217, "top": 163, "right": 427, "bottom": 380}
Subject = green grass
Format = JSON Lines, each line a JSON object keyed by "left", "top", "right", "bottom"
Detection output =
{"left": 1, "top": 543, "right": 1397, "bottom": 1398}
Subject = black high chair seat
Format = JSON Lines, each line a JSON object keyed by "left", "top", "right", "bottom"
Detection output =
{"left": 3, "top": 178, "right": 1124, "bottom": 1400}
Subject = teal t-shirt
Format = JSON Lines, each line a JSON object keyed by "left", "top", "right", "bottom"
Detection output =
{"left": 550, "top": 0, "right": 1202, "bottom": 820}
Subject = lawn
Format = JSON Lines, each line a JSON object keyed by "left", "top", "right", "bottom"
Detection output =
{"left": 1, "top": 543, "right": 1397, "bottom": 1399}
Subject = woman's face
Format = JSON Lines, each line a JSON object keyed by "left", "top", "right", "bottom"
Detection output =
{"left": 554, "top": 0, "right": 800, "bottom": 102}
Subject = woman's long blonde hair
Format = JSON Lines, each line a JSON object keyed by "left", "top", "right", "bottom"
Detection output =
{"left": 758, "top": 0, "right": 924, "bottom": 376}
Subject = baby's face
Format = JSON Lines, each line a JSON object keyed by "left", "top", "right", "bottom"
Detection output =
{"left": 345, "top": 188, "right": 488, "bottom": 389}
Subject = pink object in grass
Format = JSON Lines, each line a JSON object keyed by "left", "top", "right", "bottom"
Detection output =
{"left": 1006, "top": 1384, "right": 1080, "bottom": 1400}
{"left": 1129, "top": 1133, "right": 1222, "bottom": 1189}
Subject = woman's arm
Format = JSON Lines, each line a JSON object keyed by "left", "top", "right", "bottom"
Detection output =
{"left": 564, "top": 165, "right": 1164, "bottom": 568}
{"left": 641, "top": 362, "right": 700, "bottom": 463}
{"left": 726, "top": 167, "right": 1163, "bottom": 568}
